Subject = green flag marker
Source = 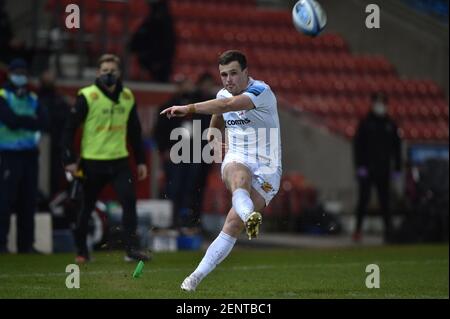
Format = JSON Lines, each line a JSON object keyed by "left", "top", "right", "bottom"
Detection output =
{"left": 132, "top": 261, "right": 145, "bottom": 278}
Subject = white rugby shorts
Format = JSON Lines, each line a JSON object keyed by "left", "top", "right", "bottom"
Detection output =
{"left": 221, "top": 152, "right": 282, "bottom": 206}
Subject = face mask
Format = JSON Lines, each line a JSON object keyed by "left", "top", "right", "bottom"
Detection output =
{"left": 99, "top": 73, "right": 118, "bottom": 87}
{"left": 373, "top": 102, "right": 386, "bottom": 116}
{"left": 10, "top": 74, "right": 28, "bottom": 87}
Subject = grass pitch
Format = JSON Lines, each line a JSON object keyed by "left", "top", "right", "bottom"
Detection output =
{"left": 0, "top": 244, "right": 448, "bottom": 299}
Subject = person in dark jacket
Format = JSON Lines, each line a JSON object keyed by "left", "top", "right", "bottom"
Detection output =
{"left": 154, "top": 75, "right": 198, "bottom": 228}
{"left": 129, "top": 0, "right": 176, "bottom": 82}
{"left": 154, "top": 73, "right": 215, "bottom": 230}
{"left": 38, "top": 70, "right": 71, "bottom": 197}
{"left": 352, "top": 92, "right": 402, "bottom": 243}
{"left": 0, "top": 58, "right": 48, "bottom": 253}
{"left": 188, "top": 72, "right": 216, "bottom": 228}
{"left": 62, "top": 54, "right": 149, "bottom": 263}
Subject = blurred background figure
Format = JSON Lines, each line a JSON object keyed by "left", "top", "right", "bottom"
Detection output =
{"left": 0, "top": 0, "right": 34, "bottom": 73}
{"left": 0, "top": 0, "right": 13, "bottom": 85}
{"left": 154, "top": 73, "right": 214, "bottom": 230}
{"left": 153, "top": 74, "right": 194, "bottom": 169}
{"left": 0, "top": 0, "right": 13, "bottom": 67}
{"left": 129, "top": 0, "right": 176, "bottom": 83}
{"left": 352, "top": 92, "right": 402, "bottom": 243}
{"left": 0, "top": 58, "right": 48, "bottom": 253}
{"left": 37, "top": 70, "right": 70, "bottom": 198}
{"left": 188, "top": 72, "right": 217, "bottom": 229}
{"left": 192, "top": 72, "right": 217, "bottom": 102}
{"left": 154, "top": 74, "right": 195, "bottom": 228}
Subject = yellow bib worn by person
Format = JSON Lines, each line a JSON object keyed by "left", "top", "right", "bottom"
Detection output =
{"left": 79, "top": 84, "right": 134, "bottom": 160}
{"left": 61, "top": 54, "right": 149, "bottom": 264}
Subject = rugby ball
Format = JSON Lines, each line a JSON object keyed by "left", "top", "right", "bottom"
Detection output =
{"left": 292, "top": 0, "right": 327, "bottom": 37}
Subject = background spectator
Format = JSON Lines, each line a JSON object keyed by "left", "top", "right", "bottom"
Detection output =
{"left": 0, "top": 58, "right": 48, "bottom": 253}
{"left": 129, "top": 0, "right": 176, "bottom": 83}
{"left": 352, "top": 92, "right": 402, "bottom": 243}
{"left": 37, "top": 70, "right": 71, "bottom": 197}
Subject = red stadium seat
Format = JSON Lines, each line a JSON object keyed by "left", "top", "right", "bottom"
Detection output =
{"left": 46, "top": 0, "right": 77, "bottom": 11}
{"left": 105, "top": 37, "right": 124, "bottom": 55}
{"left": 82, "top": 0, "right": 101, "bottom": 13}
{"left": 129, "top": 0, "right": 149, "bottom": 16}
{"left": 106, "top": 14, "right": 124, "bottom": 36}
{"left": 83, "top": 12, "right": 103, "bottom": 33}
{"left": 102, "top": 0, "right": 128, "bottom": 15}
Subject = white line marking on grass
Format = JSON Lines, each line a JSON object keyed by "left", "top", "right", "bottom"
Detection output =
{"left": 0, "top": 259, "right": 447, "bottom": 279}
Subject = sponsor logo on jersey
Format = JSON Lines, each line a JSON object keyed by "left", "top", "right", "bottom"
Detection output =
{"left": 226, "top": 118, "right": 251, "bottom": 126}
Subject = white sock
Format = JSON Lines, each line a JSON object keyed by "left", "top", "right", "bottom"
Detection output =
{"left": 191, "top": 231, "right": 237, "bottom": 281}
{"left": 232, "top": 188, "right": 254, "bottom": 222}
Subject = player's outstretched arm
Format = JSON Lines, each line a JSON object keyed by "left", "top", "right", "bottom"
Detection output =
{"left": 160, "top": 94, "right": 254, "bottom": 118}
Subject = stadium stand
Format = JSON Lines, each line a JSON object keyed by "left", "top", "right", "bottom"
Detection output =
{"left": 45, "top": 0, "right": 448, "bottom": 143}
{"left": 169, "top": 1, "right": 448, "bottom": 143}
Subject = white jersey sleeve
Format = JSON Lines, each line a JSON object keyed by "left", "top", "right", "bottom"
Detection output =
{"left": 242, "top": 81, "right": 272, "bottom": 110}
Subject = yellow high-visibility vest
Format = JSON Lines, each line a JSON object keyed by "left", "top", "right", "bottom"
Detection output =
{"left": 79, "top": 85, "right": 134, "bottom": 160}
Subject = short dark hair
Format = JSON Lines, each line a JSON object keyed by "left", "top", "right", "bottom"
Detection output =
{"left": 371, "top": 92, "right": 388, "bottom": 104}
{"left": 97, "top": 54, "right": 121, "bottom": 69}
{"left": 218, "top": 50, "right": 247, "bottom": 70}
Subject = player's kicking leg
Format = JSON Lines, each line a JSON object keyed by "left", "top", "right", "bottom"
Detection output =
{"left": 180, "top": 209, "right": 241, "bottom": 292}
{"left": 181, "top": 162, "right": 265, "bottom": 292}
{"left": 181, "top": 206, "right": 259, "bottom": 292}
{"left": 224, "top": 162, "right": 265, "bottom": 240}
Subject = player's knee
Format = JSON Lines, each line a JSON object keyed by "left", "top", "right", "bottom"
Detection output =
{"left": 229, "top": 170, "right": 251, "bottom": 191}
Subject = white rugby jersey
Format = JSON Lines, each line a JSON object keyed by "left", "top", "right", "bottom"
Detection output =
{"left": 217, "top": 78, "right": 282, "bottom": 168}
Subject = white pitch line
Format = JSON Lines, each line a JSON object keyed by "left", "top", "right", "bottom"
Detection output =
{"left": 0, "top": 259, "right": 447, "bottom": 279}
